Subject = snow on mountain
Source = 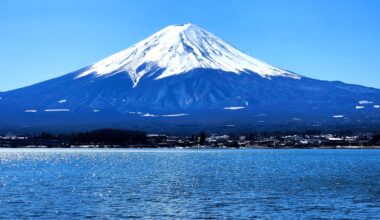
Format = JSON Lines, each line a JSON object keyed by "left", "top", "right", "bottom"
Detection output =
{"left": 76, "top": 23, "right": 300, "bottom": 87}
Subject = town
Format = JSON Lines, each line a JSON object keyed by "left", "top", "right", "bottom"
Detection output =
{"left": 146, "top": 132, "right": 380, "bottom": 149}
{"left": 0, "top": 129, "right": 380, "bottom": 149}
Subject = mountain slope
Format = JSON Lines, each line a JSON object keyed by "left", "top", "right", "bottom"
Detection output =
{"left": 1, "top": 23, "right": 380, "bottom": 133}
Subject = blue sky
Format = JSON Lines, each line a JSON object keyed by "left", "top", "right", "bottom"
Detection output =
{"left": 1, "top": 0, "right": 379, "bottom": 91}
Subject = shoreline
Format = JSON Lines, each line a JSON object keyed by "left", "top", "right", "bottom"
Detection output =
{"left": 1, "top": 146, "right": 380, "bottom": 150}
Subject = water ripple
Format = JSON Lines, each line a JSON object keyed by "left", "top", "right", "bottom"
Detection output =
{"left": 0, "top": 149, "right": 379, "bottom": 219}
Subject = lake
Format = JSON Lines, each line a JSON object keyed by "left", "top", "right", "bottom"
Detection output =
{"left": 0, "top": 149, "right": 379, "bottom": 219}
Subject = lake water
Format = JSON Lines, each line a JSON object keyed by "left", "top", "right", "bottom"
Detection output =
{"left": 0, "top": 149, "right": 379, "bottom": 219}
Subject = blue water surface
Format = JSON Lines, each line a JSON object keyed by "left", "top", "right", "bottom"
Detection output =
{"left": 0, "top": 149, "right": 379, "bottom": 219}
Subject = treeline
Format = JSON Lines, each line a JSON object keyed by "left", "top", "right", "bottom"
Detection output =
{"left": 30, "top": 129, "right": 147, "bottom": 146}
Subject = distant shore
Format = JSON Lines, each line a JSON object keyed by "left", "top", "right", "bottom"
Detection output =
{"left": 2, "top": 128, "right": 380, "bottom": 149}
{"left": 1, "top": 145, "right": 380, "bottom": 149}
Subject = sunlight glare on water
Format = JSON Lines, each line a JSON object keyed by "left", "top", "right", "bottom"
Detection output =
{"left": 0, "top": 148, "right": 379, "bottom": 219}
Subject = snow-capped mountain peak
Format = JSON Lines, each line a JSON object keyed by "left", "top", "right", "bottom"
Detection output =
{"left": 76, "top": 23, "right": 300, "bottom": 86}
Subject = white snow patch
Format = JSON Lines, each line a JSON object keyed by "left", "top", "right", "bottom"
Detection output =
{"left": 25, "top": 110, "right": 37, "bottom": 113}
{"left": 356, "top": 106, "right": 365, "bottom": 109}
{"left": 374, "top": 105, "right": 380, "bottom": 109}
{"left": 44, "top": 109, "right": 70, "bottom": 112}
{"left": 58, "top": 99, "right": 67, "bottom": 103}
{"left": 142, "top": 113, "right": 158, "bottom": 117}
{"left": 224, "top": 106, "right": 245, "bottom": 110}
{"left": 136, "top": 112, "right": 188, "bottom": 117}
{"left": 93, "top": 110, "right": 100, "bottom": 112}
{"left": 129, "top": 112, "right": 143, "bottom": 115}
{"left": 76, "top": 23, "right": 300, "bottom": 86}
{"left": 333, "top": 115, "right": 344, "bottom": 118}
{"left": 161, "top": 113, "right": 189, "bottom": 117}
{"left": 358, "top": 100, "right": 373, "bottom": 105}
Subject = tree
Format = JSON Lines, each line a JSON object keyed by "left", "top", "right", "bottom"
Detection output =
{"left": 38, "top": 132, "right": 56, "bottom": 140}
{"left": 371, "top": 133, "right": 380, "bottom": 145}
{"left": 199, "top": 132, "right": 206, "bottom": 145}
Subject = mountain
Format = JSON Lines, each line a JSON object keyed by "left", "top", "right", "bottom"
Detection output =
{"left": 1, "top": 23, "right": 380, "bottom": 133}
